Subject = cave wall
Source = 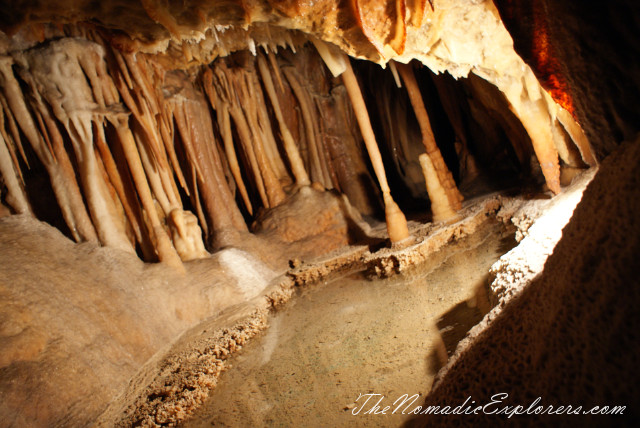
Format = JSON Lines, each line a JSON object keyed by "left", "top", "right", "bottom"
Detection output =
{"left": 1, "top": 0, "right": 638, "bottom": 426}
{"left": 495, "top": 0, "right": 640, "bottom": 159}
{"left": 408, "top": 2, "right": 640, "bottom": 425}
{"left": 410, "top": 127, "right": 640, "bottom": 428}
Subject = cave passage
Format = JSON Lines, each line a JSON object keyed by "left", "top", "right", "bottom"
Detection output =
{"left": 184, "top": 221, "right": 516, "bottom": 427}
{"left": 1, "top": 0, "right": 629, "bottom": 427}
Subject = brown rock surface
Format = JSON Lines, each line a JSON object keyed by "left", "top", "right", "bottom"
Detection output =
{"left": 0, "top": 215, "right": 278, "bottom": 427}
{"left": 409, "top": 136, "right": 640, "bottom": 426}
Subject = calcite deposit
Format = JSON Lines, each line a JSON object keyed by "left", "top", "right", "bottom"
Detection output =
{"left": 0, "top": 0, "right": 636, "bottom": 427}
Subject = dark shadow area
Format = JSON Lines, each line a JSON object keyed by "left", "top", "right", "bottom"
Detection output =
{"left": 436, "top": 301, "right": 486, "bottom": 359}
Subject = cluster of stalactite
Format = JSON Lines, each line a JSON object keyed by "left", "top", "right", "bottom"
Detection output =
{"left": 0, "top": 23, "right": 598, "bottom": 268}
{"left": 0, "top": 29, "right": 419, "bottom": 267}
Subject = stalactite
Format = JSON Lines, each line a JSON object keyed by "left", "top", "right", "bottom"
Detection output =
{"left": 15, "top": 40, "right": 135, "bottom": 253}
{"left": 0, "top": 56, "right": 98, "bottom": 243}
{"left": 256, "top": 53, "right": 310, "bottom": 187}
{"left": 463, "top": 73, "right": 532, "bottom": 173}
{"left": 282, "top": 67, "right": 328, "bottom": 188}
{"left": 167, "top": 71, "right": 248, "bottom": 246}
{"left": 550, "top": 119, "right": 584, "bottom": 168}
{"left": 372, "top": 69, "right": 425, "bottom": 199}
{"left": 331, "top": 86, "right": 381, "bottom": 216}
{"left": 0, "top": 109, "right": 31, "bottom": 215}
{"left": 238, "top": 72, "right": 287, "bottom": 206}
{"left": 107, "top": 123, "right": 158, "bottom": 261}
{"left": 267, "top": 49, "right": 286, "bottom": 93}
{"left": 158, "top": 109, "right": 189, "bottom": 192}
{"left": 556, "top": 107, "right": 596, "bottom": 167}
{"left": 0, "top": 94, "right": 29, "bottom": 172}
{"left": 93, "top": 128, "right": 132, "bottom": 246}
{"left": 79, "top": 41, "right": 186, "bottom": 267}
{"left": 114, "top": 51, "right": 183, "bottom": 213}
{"left": 340, "top": 55, "right": 410, "bottom": 245}
{"left": 313, "top": 112, "right": 336, "bottom": 191}
{"left": 510, "top": 97, "right": 561, "bottom": 194}
{"left": 250, "top": 69, "right": 291, "bottom": 185}
{"left": 79, "top": 59, "right": 143, "bottom": 245}
{"left": 212, "top": 62, "right": 269, "bottom": 209}
{"left": 202, "top": 69, "right": 254, "bottom": 215}
{"left": 133, "top": 122, "right": 173, "bottom": 215}
{"left": 430, "top": 75, "right": 475, "bottom": 182}
{"left": 313, "top": 99, "right": 342, "bottom": 191}
{"left": 396, "top": 62, "right": 463, "bottom": 214}
{"left": 112, "top": 114, "right": 184, "bottom": 269}
{"left": 388, "top": 60, "right": 402, "bottom": 88}
{"left": 475, "top": 67, "right": 563, "bottom": 194}
{"left": 189, "top": 164, "right": 209, "bottom": 237}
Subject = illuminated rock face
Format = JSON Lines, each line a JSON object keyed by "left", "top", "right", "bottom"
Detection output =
{"left": 417, "top": 135, "right": 640, "bottom": 427}
{"left": 0, "top": 0, "right": 638, "bottom": 427}
{"left": 0, "top": 0, "right": 596, "bottom": 262}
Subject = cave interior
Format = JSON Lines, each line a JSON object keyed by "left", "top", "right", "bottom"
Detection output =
{"left": 0, "top": 0, "right": 639, "bottom": 426}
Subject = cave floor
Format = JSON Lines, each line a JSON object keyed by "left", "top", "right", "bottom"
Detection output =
{"left": 183, "top": 220, "right": 515, "bottom": 427}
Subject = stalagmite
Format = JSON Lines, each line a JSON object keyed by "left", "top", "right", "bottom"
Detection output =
{"left": 396, "top": 61, "right": 463, "bottom": 214}
{"left": 340, "top": 55, "right": 410, "bottom": 245}
{"left": 257, "top": 53, "right": 310, "bottom": 187}
{"left": 167, "top": 209, "right": 209, "bottom": 261}
{"left": 0, "top": 56, "right": 98, "bottom": 243}
{"left": 419, "top": 154, "right": 456, "bottom": 222}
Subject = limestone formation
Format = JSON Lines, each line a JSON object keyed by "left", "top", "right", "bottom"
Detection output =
{"left": 1, "top": 0, "right": 635, "bottom": 427}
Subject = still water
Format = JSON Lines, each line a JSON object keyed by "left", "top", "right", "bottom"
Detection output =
{"left": 184, "top": 221, "right": 515, "bottom": 427}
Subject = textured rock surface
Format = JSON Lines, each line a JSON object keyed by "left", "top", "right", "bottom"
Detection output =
{"left": 0, "top": 215, "right": 279, "bottom": 427}
{"left": 252, "top": 187, "right": 367, "bottom": 259}
{"left": 0, "top": 187, "right": 370, "bottom": 427}
{"left": 410, "top": 136, "right": 640, "bottom": 426}
{"left": 495, "top": 0, "right": 640, "bottom": 160}
{"left": 489, "top": 168, "right": 596, "bottom": 307}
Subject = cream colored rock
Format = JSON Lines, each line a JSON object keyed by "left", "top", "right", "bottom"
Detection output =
{"left": 419, "top": 153, "right": 457, "bottom": 222}
{"left": 168, "top": 209, "right": 209, "bottom": 261}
